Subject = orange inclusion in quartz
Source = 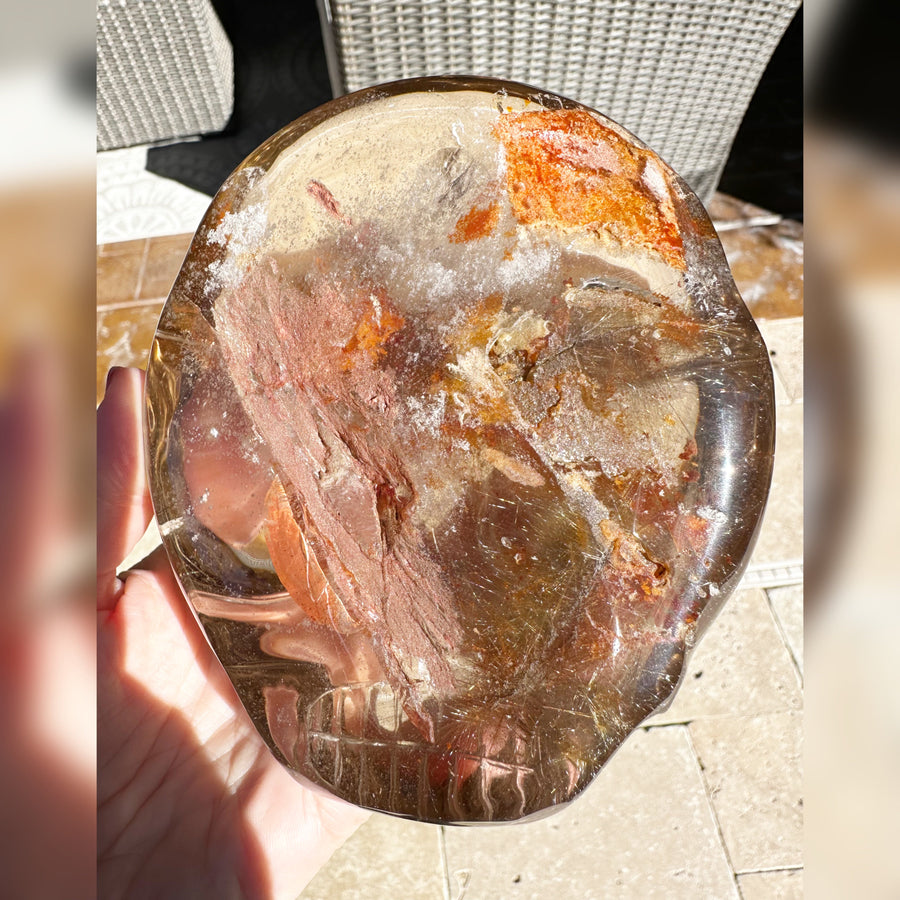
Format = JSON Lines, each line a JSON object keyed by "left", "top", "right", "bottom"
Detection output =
{"left": 449, "top": 198, "right": 500, "bottom": 243}
{"left": 494, "top": 109, "right": 685, "bottom": 269}
{"left": 264, "top": 477, "right": 358, "bottom": 633}
{"left": 341, "top": 293, "right": 405, "bottom": 370}
{"left": 599, "top": 519, "right": 668, "bottom": 601}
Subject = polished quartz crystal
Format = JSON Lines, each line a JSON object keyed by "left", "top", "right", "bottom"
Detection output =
{"left": 146, "top": 77, "right": 775, "bottom": 823}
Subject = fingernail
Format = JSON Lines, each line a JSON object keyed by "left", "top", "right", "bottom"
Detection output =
{"left": 105, "top": 366, "right": 124, "bottom": 391}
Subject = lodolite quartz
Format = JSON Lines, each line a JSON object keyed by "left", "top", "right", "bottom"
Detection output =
{"left": 146, "top": 77, "right": 775, "bottom": 823}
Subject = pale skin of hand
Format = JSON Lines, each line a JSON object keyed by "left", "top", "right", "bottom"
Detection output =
{"left": 98, "top": 367, "right": 369, "bottom": 900}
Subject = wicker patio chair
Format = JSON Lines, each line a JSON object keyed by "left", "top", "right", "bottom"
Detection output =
{"left": 315, "top": 0, "right": 800, "bottom": 201}
{"left": 97, "top": 0, "right": 234, "bottom": 151}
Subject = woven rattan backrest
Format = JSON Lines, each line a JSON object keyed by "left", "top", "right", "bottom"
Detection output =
{"left": 316, "top": 0, "right": 799, "bottom": 201}
{"left": 97, "top": 0, "right": 234, "bottom": 150}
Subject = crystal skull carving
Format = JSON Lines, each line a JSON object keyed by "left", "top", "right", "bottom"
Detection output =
{"left": 145, "top": 77, "right": 774, "bottom": 823}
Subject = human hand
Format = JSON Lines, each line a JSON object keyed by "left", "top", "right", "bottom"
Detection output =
{"left": 98, "top": 367, "right": 368, "bottom": 900}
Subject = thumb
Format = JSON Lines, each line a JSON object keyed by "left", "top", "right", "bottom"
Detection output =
{"left": 97, "top": 367, "right": 154, "bottom": 610}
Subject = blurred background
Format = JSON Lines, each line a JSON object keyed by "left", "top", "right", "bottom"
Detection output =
{"left": 804, "top": 0, "right": 900, "bottom": 895}
{"left": 1, "top": 0, "right": 899, "bottom": 894}
{"left": 0, "top": 0, "right": 95, "bottom": 897}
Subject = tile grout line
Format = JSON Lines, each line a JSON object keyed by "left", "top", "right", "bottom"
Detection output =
{"left": 647, "top": 706, "right": 803, "bottom": 728}
{"left": 764, "top": 584, "right": 804, "bottom": 685}
{"left": 132, "top": 237, "right": 151, "bottom": 302}
{"left": 755, "top": 314, "right": 803, "bottom": 325}
{"left": 739, "top": 561, "right": 803, "bottom": 592}
{"left": 438, "top": 825, "right": 451, "bottom": 900}
{"left": 97, "top": 297, "right": 168, "bottom": 312}
{"left": 684, "top": 724, "right": 744, "bottom": 899}
{"left": 735, "top": 864, "right": 803, "bottom": 876}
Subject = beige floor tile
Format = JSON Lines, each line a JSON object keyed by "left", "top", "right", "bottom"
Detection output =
{"left": 96, "top": 302, "right": 164, "bottom": 403}
{"left": 442, "top": 726, "right": 737, "bottom": 900}
{"left": 98, "top": 237, "right": 148, "bottom": 258}
{"left": 750, "top": 402, "right": 803, "bottom": 566}
{"left": 708, "top": 193, "right": 781, "bottom": 228}
{"left": 737, "top": 868, "right": 803, "bottom": 899}
{"left": 719, "top": 220, "right": 803, "bottom": 320}
{"left": 650, "top": 589, "right": 801, "bottom": 725}
{"left": 300, "top": 813, "right": 445, "bottom": 899}
{"left": 690, "top": 712, "right": 803, "bottom": 872}
{"left": 766, "top": 585, "right": 803, "bottom": 676}
{"left": 756, "top": 317, "right": 803, "bottom": 404}
{"left": 96, "top": 240, "right": 146, "bottom": 305}
{"left": 138, "top": 233, "right": 193, "bottom": 300}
